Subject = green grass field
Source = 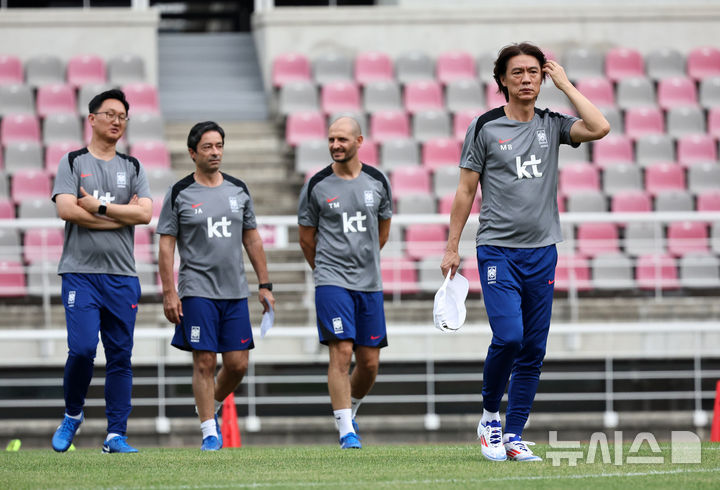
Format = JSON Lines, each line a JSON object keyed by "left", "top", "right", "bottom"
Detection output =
{"left": 2, "top": 443, "right": 720, "bottom": 489}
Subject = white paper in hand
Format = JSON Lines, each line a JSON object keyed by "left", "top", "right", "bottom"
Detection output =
{"left": 433, "top": 271, "right": 469, "bottom": 332}
{"left": 260, "top": 299, "right": 274, "bottom": 338}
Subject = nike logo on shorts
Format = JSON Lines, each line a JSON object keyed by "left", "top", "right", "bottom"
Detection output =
{"left": 131, "top": 304, "right": 138, "bottom": 309}
{"left": 548, "top": 279, "right": 555, "bottom": 285}
{"left": 370, "top": 335, "right": 381, "bottom": 340}
{"left": 241, "top": 338, "right": 250, "bottom": 344}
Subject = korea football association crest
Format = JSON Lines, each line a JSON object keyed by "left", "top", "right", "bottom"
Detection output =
{"left": 487, "top": 265, "right": 497, "bottom": 285}
{"left": 116, "top": 171, "right": 127, "bottom": 188}
{"left": 536, "top": 129, "right": 549, "bottom": 148}
{"left": 364, "top": 190, "right": 374, "bottom": 207}
{"left": 229, "top": 196, "right": 240, "bottom": 213}
{"left": 191, "top": 325, "right": 201, "bottom": 343}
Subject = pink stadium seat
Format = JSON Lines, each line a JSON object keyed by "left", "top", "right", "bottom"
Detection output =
{"left": 687, "top": 46, "right": 720, "bottom": 81}
{"left": 11, "top": 169, "right": 52, "bottom": 203}
{"left": 657, "top": 77, "right": 698, "bottom": 109}
{"left": 575, "top": 78, "right": 615, "bottom": 108}
{"left": 23, "top": 228, "right": 64, "bottom": 264}
{"left": 404, "top": 80, "right": 443, "bottom": 113}
{"left": 485, "top": 83, "right": 506, "bottom": 108}
{"left": 272, "top": 53, "right": 311, "bottom": 88}
{"left": 554, "top": 254, "right": 592, "bottom": 291}
{"left": 67, "top": 54, "right": 106, "bottom": 88}
{"left": 0, "top": 199, "right": 15, "bottom": 219}
{"left": 152, "top": 197, "right": 164, "bottom": 219}
{"left": 45, "top": 141, "right": 80, "bottom": 175}
{"left": 677, "top": 134, "right": 717, "bottom": 166}
{"left": 285, "top": 111, "right": 325, "bottom": 146}
{"left": 592, "top": 134, "right": 634, "bottom": 167}
{"left": 576, "top": 222, "right": 620, "bottom": 257}
{"left": 390, "top": 166, "right": 431, "bottom": 197}
{"left": 405, "top": 224, "right": 447, "bottom": 259}
{"left": 636, "top": 254, "right": 679, "bottom": 290}
{"left": 624, "top": 106, "right": 664, "bottom": 139}
{"left": 611, "top": 190, "right": 652, "bottom": 213}
{"left": 559, "top": 163, "right": 600, "bottom": 195}
{"left": 320, "top": 81, "right": 361, "bottom": 114}
{"left": 422, "top": 138, "right": 461, "bottom": 170}
{"left": 354, "top": 51, "right": 394, "bottom": 85}
{"left": 644, "top": 163, "right": 685, "bottom": 195}
{"left": 134, "top": 226, "right": 153, "bottom": 264}
{"left": 708, "top": 107, "right": 720, "bottom": 138}
{"left": 453, "top": 110, "right": 477, "bottom": 141}
{"left": 130, "top": 141, "right": 171, "bottom": 169}
{"left": 436, "top": 51, "right": 476, "bottom": 85}
{"left": 605, "top": 47, "right": 645, "bottom": 82}
{"left": 369, "top": 110, "right": 410, "bottom": 142}
{"left": 667, "top": 221, "right": 709, "bottom": 256}
{"left": 438, "top": 193, "right": 480, "bottom": 214}
{"left": 0, "top": 260, "right": 27, "bottom": 297}
{"left": 0, "top": 114, "right": 41, "bottom": 145}
{"left": 357, "top": 139, "right": 378, "bottom": 166}
{"left": 697, "top": 190, "right": 720, "bottom": 211}
{"left": 122, "top": 83, "right": 160, "bottom": 113}
{"left": 381, "top": 256, "right": 419, "bottom": 294}
{"left": 557, "top": 193, "right": 566, "bottom": 213}
{"left": 460, "top": 257, "right": 482, "bottom": 293}
{"left": 0, "top": 55, "right": 23, "bottom": 85}
{"left": 35, "top": 84, "right": 77, "bottom": 117}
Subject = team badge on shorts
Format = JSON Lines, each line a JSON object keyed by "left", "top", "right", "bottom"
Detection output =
{"left": 191, "top": 325, "right": 201, "bottom": 343}
{"left": 487, "top": 265, "right": 497, "bottom": 284}
{"left": 536, "top": 129, "right": 548, "bottom": 148}
{"left": 68, "top": 290, "right": 76, "bottom": 307}
{"left": 332, "top": 317, "right": 343, "bottom": 334}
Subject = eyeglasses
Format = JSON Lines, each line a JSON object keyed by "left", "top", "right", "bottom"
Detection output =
{"left": 93, "top": 111, "right": 129, "bottom": 123}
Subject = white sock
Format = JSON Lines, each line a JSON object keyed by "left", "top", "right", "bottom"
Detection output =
{"left": 333, "top": 408, "right": 354, "bottom": 437}
{"left": 65, "top": 412, "right": 82, "bottom": 420}
{"left": 350, "top": 397, "right": 363, "bottom": 418}
{"left": 201, "top": 418, "right": 218, "bottom": 439}
{"left": 214, "top": 399, "right": 223, "bottom": 414}
{"left": 481, "top": 409, "right": 501, "bottom": 425}
{"left": 503, "top": 432, "right": 517, "bottom": 444}
{"left": 106, "top": 432, "right": 121, "bottom": 442}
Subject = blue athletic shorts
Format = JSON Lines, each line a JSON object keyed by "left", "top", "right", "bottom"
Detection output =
{"left": 315, "top": 285, "right": 387, "bottom": 348}
{"left": 171, "top": 297, "right": 254, "bottom": 353}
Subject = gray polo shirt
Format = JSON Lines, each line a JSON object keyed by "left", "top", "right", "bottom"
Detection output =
{"left": 460, "top": 107, "right": 579, "bottom": 248}
{"left": 52, "top": 148, "right": 152, "bottom": 276}
{"left": 298, "top": 164, "right": 392, "bottom": 292}
{"left": 156, "top": 173, "right": 257, "bottom": 300}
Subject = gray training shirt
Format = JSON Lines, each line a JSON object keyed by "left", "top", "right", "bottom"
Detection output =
{"left": 298, "top": 164, "right": 392, "bottom": 292}
{"left": 460, "top": 107, "right": 579, "bottom": 248}
{"left": 156, "top": 173, "right": 257, "bottom": 300}
{"left": 52, "top": 148, "right": 152, "bottom": 276}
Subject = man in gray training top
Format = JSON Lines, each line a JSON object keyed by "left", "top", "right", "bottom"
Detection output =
{"left": 441, "top": 42, "right": 610, "bottom": 462}
{"left": 51, "top": 89, "right": 153, "bottom": 454}
{"left": 157, "top": 121, "right": 275, "bottom": 451}
{"left": 298, "top": 117, "right": 392, "bottom": 449}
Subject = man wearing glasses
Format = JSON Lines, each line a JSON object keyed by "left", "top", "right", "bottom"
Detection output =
{"left": 51, "top": 89, "right": 152, "bottom": 453}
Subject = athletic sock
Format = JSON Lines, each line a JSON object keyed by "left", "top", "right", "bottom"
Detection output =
{"left": 65, "top": 412, "right": 83, "bottom": 420}
{"left": 350, "top": 397, "right": 363, "bottom": 418}
{"left": 201, "top": 418, "right": 218, "bottom": 439}
{"left": 106, "top": 432, "right": 121, "bottom": 442}
{"left": 333, "top": 408, "right": 354, "bottom": 437}
{"left": 481, "top": 409, "right": 501, "bottom": 425}
{"left": 503, "top": 432, "right": 517, "bottom": 444}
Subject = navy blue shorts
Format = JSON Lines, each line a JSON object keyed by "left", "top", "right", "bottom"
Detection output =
{"left": 315, "top": 285, "right": 387, "bottom": 348}
{"left": 171, "top": 297, "right": 254, "bottom": 353}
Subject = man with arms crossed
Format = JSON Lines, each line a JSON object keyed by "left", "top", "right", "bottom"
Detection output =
{"left": 51, "top": 89, "right": 152, "bottom": 453}
{"left": 157, "top": 121, "right": 274, "bottom": 451}
{"left": 441, "top": 43, "right": 610, "bottom": 461}
{"left": 298, "top": 117, "right": 392, "bottom": 449}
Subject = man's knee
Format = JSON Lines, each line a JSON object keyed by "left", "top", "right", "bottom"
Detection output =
{"left": 224, "top": 355, "right": 248, "bottom": 378}
{"left": 193, "top": 351, "right": 217, "bottom": 377}
{"left": 328, "top": 341, "right": 354, "bottom": 370}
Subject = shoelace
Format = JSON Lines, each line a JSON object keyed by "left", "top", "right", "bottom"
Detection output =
{"left": 109, "top": 436, "right": 130, "bottom": 449}
{"left": 509, "top": 439, "right": 536, "bottom": 453}
{"left": 487, "top": 425, "right": 503, "bottom": 445}
{"left": 57, "top": 418, "right": 78, "bottom": 437}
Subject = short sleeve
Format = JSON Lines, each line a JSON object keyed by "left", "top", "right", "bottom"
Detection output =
{"left": 459, "top": 117, "right": 486, "bottom": 173}
{"left": 378, "top": 172, "right": 392, "bottom": 220}
{"left": 156, "top": 189, "right": 178, "bottom": 237}
{"left": 133, "top": 164, "right": 153, "bottom": 199}
{"left": 297, "top": 182, "right": 319, "bottom": 227}
{"left": 242, "top": 190, "right": 257, "bottom": 230}
{"left": 51, "top": 153, "right": 77, "bottom": 201}
{"left": 559, "top": 113, "right": 581, "bottom": 148}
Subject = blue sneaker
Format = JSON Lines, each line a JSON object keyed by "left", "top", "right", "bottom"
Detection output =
{"left": 102, "top": 436, "right": 138, "bottom": 453}
{"left": 339, "top": 432, "right": 362, "bottom": 449}
{"left": 201, "top": 435, "right": 222, "bottom": 451}
{"left": 52, "top": 413, "right": 83, "bottom": 452}
{"left": 215, "top": 413, "right": 223, "bottom": 448}
{"left": 352, "top": 418, "right": 359, "bottom": 434}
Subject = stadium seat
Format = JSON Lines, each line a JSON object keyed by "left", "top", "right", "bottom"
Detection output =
{"left": 576, "top": 222, "right": 619, "bottom": 257}
{"left": 592, "top": 252, "right": 635, "bottom": 290}
{"left": 357, "top": 138, "right": 378, "bottom": 166}
{"left": 677, "top": 134, "right": 717, "bottom": 166}
{"left": 23, "top": 228, "right": 64, "bottom": 264}
{"left": 313, "top": 53, "right": 353, "bottom": 85}
{"left": 382, "top": 225, "right": 404, "bottom": 258}
{"left": 625, "top": 222, "right": 663, "bottom": 257}
{"left": 615, "top": 77, "right": 656, "bottom": 110}
{"left": 603, "top": 164, "right": 643, "bottom": 196}
{"left": 295, "top": 139, "right": 328, "bottom": 172}
{"left": 0, "top": 114, "right": 41, "bottom": 145}
{"left": 77, "top": 83, "right": 112, "bottom": 115}
{"left": 476, "top": 51, "right": 496, "bottom": 82}
{"left": 45, "top": 141, "right": 79, "bottom": 175}
{"left": 134, "top": 226, "right": 154, "bottom": 264}
{"left": 396, "top": 193, "right": 436, "bottom": 215}
{"left": 363, "top": 80, "right": 403, "bottom": 113}
{"left": 563, "top": 47, "right": 605, "bottom": 81}
{"left": 380, "top": 138, "right": 420, "bottom": 170}
{"left": 445, "top": 79, "right": 485, "bottom": 113}
{"left": 354, "top": 51, "right": 393, "bottom": 85}
{"left": 554, "top": 253, "right": 592, "bottom": 292}
{"left": 605, "top": 47, "right": 645, "bottom": 82}
{"left": 394, "top": 51, "right": 434, "bottom": 85}
{"left": 654, "top": 190, "right": 694, "bottom": 212}
{"left": 635, "top": 134, "right": 675, "bottom": 167}
{"left": 438, "top": 192, "right": 480, "bottom": 215}
{"left": 436, "top": 51, "right": 476, "bottom": 84}
{"left": 0, "top": 260, "right": 27, "bottom": 297}
{"left": 124, "top": 112, "right": 164, "bottom": 145}
{"left": 404, "top": 224, "right": 447, "bottom": 259}
{"left": 272, "top": 53, "right": 311, "bottom": 88}
{"left": 278, "top": 80, "right": 319, "bottom": 115}
{"left": 130, "top": 141, "right": 171, "bottom": 169}
{"left": 321, "top": 80, "right": 361, "bottom": 114}
{"left": 709, "top": 107, "right": 720, "bottom": 139}
{"left": 687, "top": 162, "right": 720, "bottom": 195}
{"left": 636, "top": 253, "right": 679, "bottom": 290}
{"left": 107, "top": 54, "right": 146, "bottom": 85}
{"left": 485, "top": 83, "right": 506, "bottom": 108}
{"left": 559, "top": 163, "right": 600, "bottom": 195}
{"left": 453, "top": 110, "right": 478, "bottom": 141}
{"left": 412, "top": 110, "right": 451, "bottom": 142}
{"left": 679, "top": 253, "right": 720, "bottom": 289}
{"left": 697, "top": 190, "right": 720, "bottom": 212}
{"left": 417, "top": 256, "right": 444, "bottom": 293}
{"left": 433, "top": 166, "right": 458, "bottom": 198}
{"left": 26, "top": 261, "right": 62, "bottom": 297}
{"left": 657, "top": 77, "right": 698, "bottom": 109}
{"left": 687, "top": 46, "right": 720, "bottom": 81}
{"left": 0, "top": 198, "right": 14, "bottom": 219}
{"left": 712, "top": 222, "right": 720, "bottom": 254}
{"left": 566, "top": 190, "right": 607, "bottom": 213}
{"left": 25, "top": 55, "right": 64, "bottom": 87}
{"left": 611, "top": 189, "right": 652, "bottom": 213}
{"left": 18, "top": 198, "right": 57, "bottom": 219}
{"left": 422, "top": 138, "right": 461, "bottom": 170}
{"left": 575, "top": 78, "right": 615, "bottom": 108}
{"left": 390, "top": 166, "right": 431, "bottom": 197}
{"left": 67, "top": 54, "right": 106, "bottom": 88}
{"left": 644, "top": 163, "right": 685, "bottom": 195}
{"left": 404, "top": 80, "right": 443, "bottom": 113}
{"left": 35, "top": 83, "right": 77, "bottom": 117}
{"left": 0, "top": 229, "right": 22, "bottom": 262}
{"left": 0, "top": 84, "right": 34, "bottom": 116}
{"left": 3, "top": 141, "right": 43, "bottom": 174}
{"left": 624, "top": 107, "right": 664, "bottom": 139}
{"left": 599, "top": 106, "right": 623, "bottom": 134}
{"left": 146, "top": 168, "right": 177, "bottom": 197}
{"left": 381, "top": 256, "right": 419, "bottom": 295}
{"left": 667, "top": 221, "right": 709, "bottom": 256}
{"left": 666, "top": 106, "right": 705, "bottom": 138}
{"left": 558, "top": 142, "right": 590, "bottom": 167}
{"left": 699, "top": 76, "right": 720, "bottom": 108}
{"left": 43, "top": 113, "right": 82, "bottom": 145}
{"left": 11, "top": 169, "right": 52, "bottom": 203}
{"left": 591, "top": 134, "right": 633, "bottom": 167}
{"left": 122, "top": 83, "right": 160, "bottom": 113}
{"left": 536, "top": 85, "right": 571, "bottom": 113}
{"left": 460, "top": 257, "right": 482, "bottom": 294}
{"left": 645, "top": 48, "right": 685, "bottom": 81}
{"left": 0, "top": 55, "right": 23, "bottom": 85}
{"left": 369, "top": 110, "right": 410, "bottom": 143}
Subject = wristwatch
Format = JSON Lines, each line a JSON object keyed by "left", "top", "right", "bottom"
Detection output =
{"left": 98, "top": 204, "right": 107, "bottom": 215}
{"left": 258, "top": 283, "right": 273, "bottom": 291}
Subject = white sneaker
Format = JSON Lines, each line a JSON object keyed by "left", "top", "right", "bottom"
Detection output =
{"left": 504, "top": 436, "right": 542, "bottom": 461}
{"left": 477, "top": 420, "right": 507, "bottom": 461}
